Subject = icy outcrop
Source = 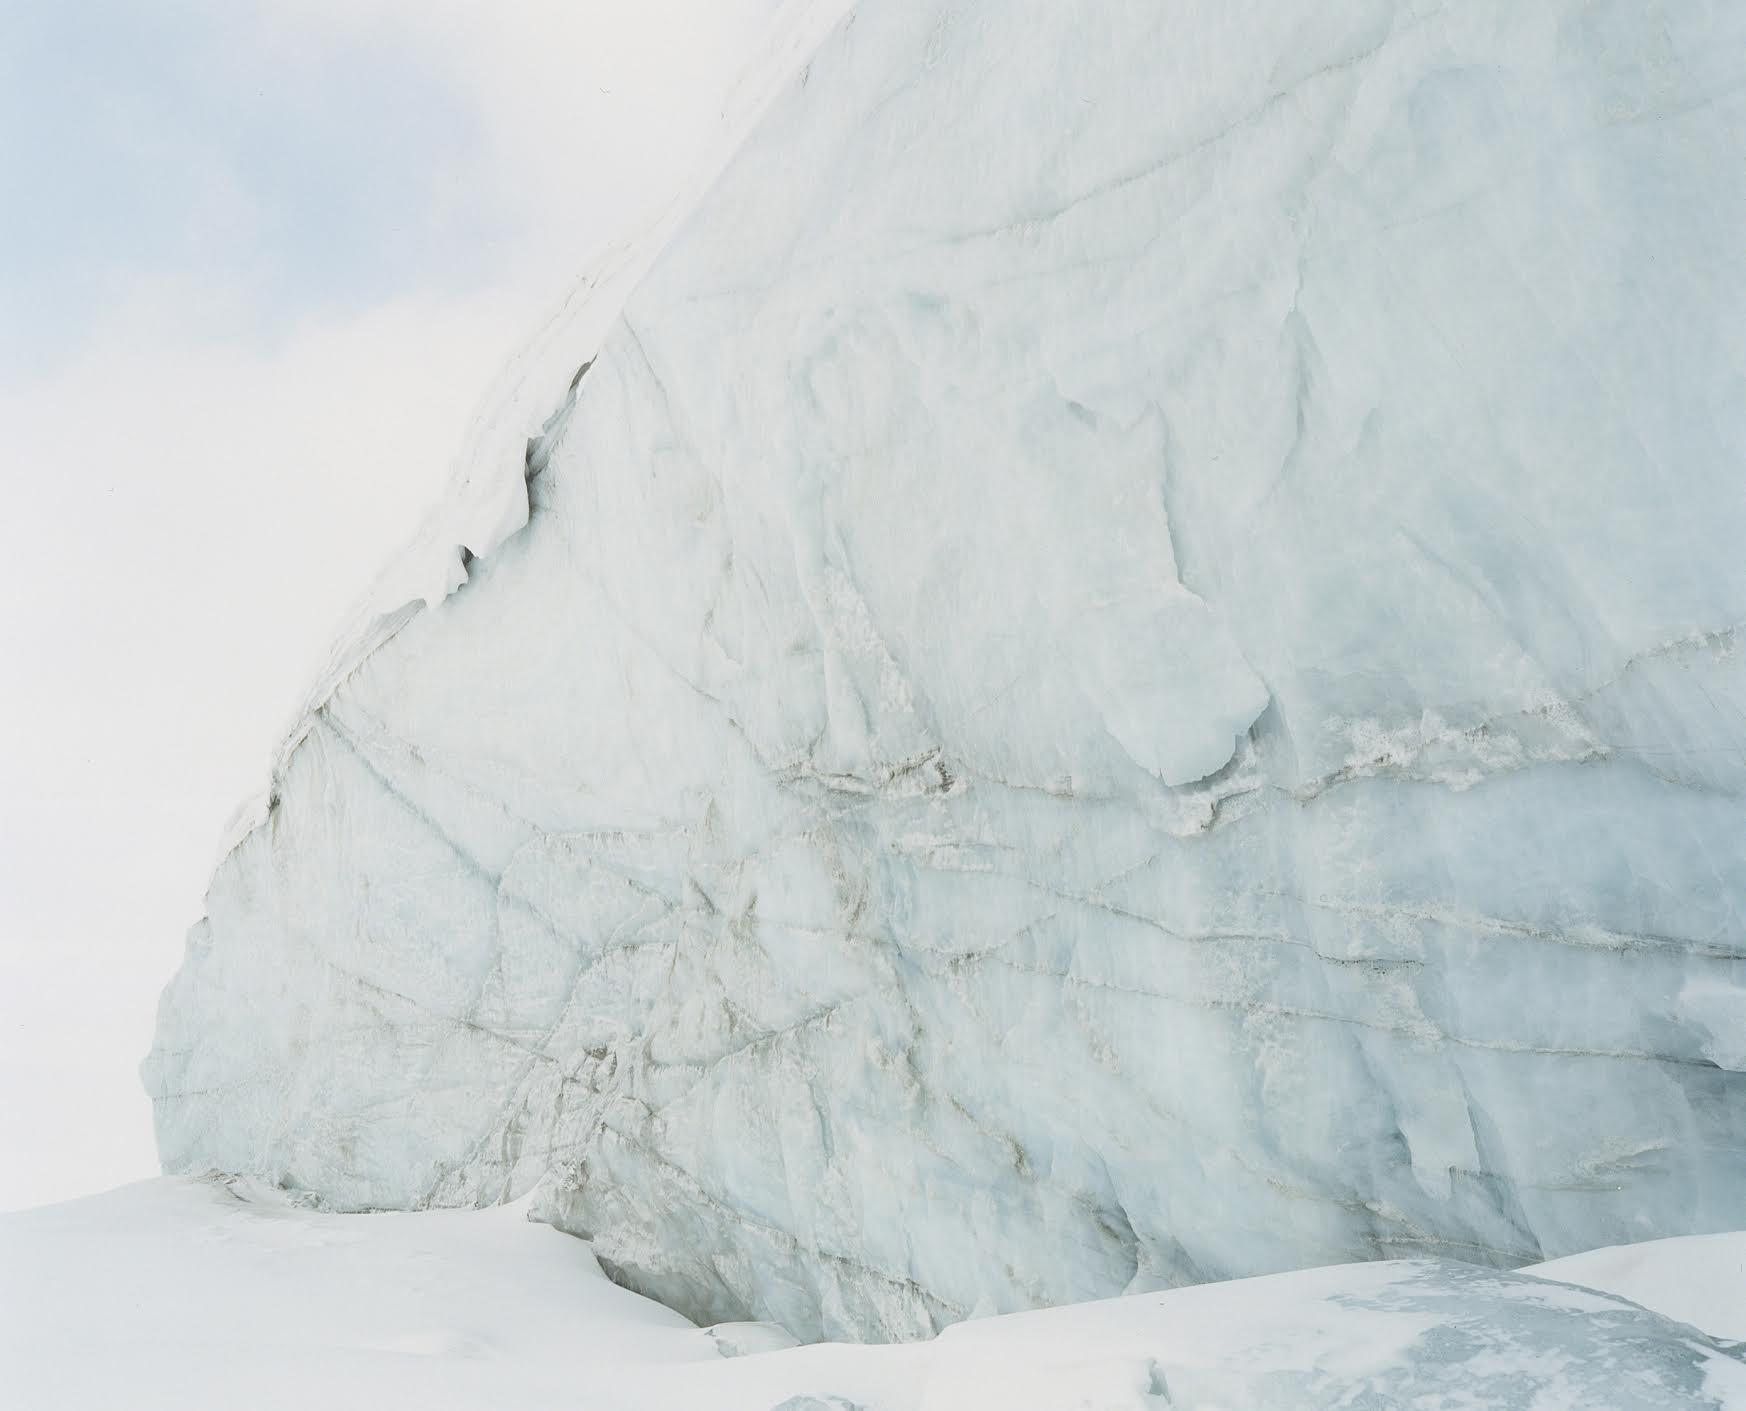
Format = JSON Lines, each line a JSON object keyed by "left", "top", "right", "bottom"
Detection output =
{"left": 213, "top": 0, "right": 859, "bottom": 858}
{"left": 147, "top": 0, "right": 1746, "bottom": 1342}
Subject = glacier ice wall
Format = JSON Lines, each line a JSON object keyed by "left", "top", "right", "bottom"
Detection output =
{"left": 146, "top": 0, "right": 1746, "bottom": 1342}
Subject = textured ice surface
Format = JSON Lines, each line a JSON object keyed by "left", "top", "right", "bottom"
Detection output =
{"left": 212, "top": 0, "right": 857, "bottom": 857}
{"left": 5, "top": 1182, "right": 1744, "bottom": 1411}
{"left": 147, "top": 0, "right": 1746, "bottom": 1342}
{"left": 917, "top": 1259, "right": 1746, "bottom": 1411}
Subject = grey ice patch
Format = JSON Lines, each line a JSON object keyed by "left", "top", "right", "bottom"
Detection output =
{"left": 708, "top": 1320, "right": 803, "bottom": 1357}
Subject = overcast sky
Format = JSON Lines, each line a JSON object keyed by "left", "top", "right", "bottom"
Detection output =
{"left": 0, "top": 0, "right": 801, "bottom": 1210}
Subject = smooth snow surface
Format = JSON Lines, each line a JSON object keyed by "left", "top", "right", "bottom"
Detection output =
{"left": 3, "top": 1182, "right": 1742, "bottom": 1411}
{"left": 1527, "top": 1233, "right": 1746, "bottom": 1343}
{"left": 149, "top": 0, "right": 1746, "bottom": 1341}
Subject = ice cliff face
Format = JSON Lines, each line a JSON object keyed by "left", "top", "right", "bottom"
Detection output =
{"left": 146, "top": 0, "right": 1746, "bottom": 1342}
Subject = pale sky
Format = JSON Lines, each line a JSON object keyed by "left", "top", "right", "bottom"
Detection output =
{"left": 0, "top": 0, "right": 800, "bottom": 1210}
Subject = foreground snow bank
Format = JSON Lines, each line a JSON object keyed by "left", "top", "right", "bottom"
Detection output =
{"left": 1529, "top": 1233, "right": 1746, "bottom": 1344}
{"left": 3, "top": 1181, "right": 1741, "bottom": 1410}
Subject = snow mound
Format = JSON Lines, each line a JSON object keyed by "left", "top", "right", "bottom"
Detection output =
{"left": 1526, "top": 1233, "right": 1746, "bottom": 1343}
{"left": 3, "top": 1182, "right": 1742, "bottom": 1411}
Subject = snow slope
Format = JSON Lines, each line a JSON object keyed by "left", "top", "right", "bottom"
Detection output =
{"left": 3, "top": 1181, "right": 1741, "bottom": 1411}
{"left": 1529, "top": 1233, "right": 1746, "bottom": 1343}
{"left": 148, "top": 0, "right": 1746, "bottom": 1342}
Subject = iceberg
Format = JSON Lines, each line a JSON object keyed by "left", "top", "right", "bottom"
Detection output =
{"left": 146, "top": 0, "right": 1746, "bottom": 1342}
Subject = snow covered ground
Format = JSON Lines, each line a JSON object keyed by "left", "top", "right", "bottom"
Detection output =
{"left": 3, "top": 1179, "right": 1741, "bottom": 1409}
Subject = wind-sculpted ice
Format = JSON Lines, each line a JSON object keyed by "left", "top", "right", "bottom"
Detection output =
{"left": 147, "top": 0, "right": 1746, "bottom": 1342}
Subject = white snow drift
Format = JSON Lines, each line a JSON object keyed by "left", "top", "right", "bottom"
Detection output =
{"left": 3, "top": 1181, "right": 1743, "bottom": 1411}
